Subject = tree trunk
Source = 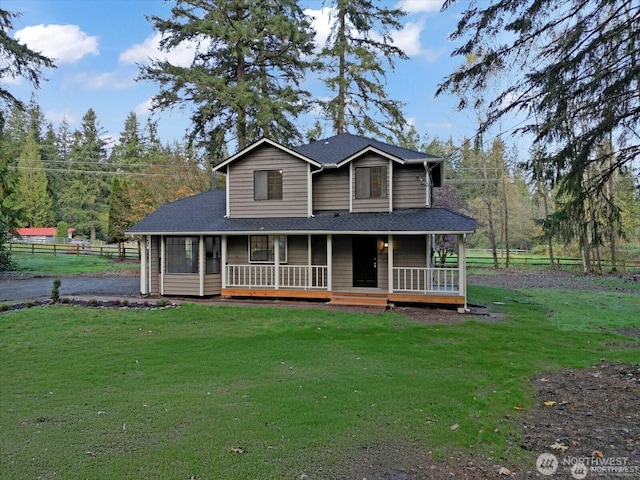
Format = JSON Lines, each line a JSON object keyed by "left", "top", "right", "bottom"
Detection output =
{"left": 335, "top": 1, "right": 347, "bottom": 134}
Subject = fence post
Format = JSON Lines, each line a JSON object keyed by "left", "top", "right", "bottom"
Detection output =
{"left": 54, "top": 244, "right": 57, "bottom": 256}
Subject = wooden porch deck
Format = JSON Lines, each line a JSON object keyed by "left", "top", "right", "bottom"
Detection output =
{"left": 220, "top": 288, "right": 465, "bottom": 307}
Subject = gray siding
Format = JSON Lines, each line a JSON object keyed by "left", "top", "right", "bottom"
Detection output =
{"left": 351, "top": 155, "right": 390, "bottom": 213}
{"left": 228, "top": 145, "right": 309, "bottom": 218}
{"left": 163, "top": 274, "right": 199, "bottom": 295}
{"left": 204, "top": 274, "right": 221, "bottom": 295}
{"left": 394, "top": 236, "right": 427, "bottom": 267}
{"left": 227, "top": 236, "right": 249, "bottom": 264}
{"left": 393, "top": 165, "right": 428, "bottom": 209}
{"left": 286, "top": 235, "right": 309, "bottom": 265}
{"left": 150, "top": 236, "right": 160, "bottom": 295}
{"left": 332, "top": 235, "right": 352, "bottom": 290}
{"left": 313, "top": 168, "right": 349, "bottom": 211}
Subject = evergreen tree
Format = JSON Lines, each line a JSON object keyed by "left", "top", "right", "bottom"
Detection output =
{"left": 439, "top": 0, "right": 640, "bottom": 223}
{"left": 139, "top": 0, "right": 317, "bottom": 157}
{"left": 107, "top": 176, "right": 132, "bottom": 259}
{"left": 0, "top": 7, "right": 55, "bottom": 270}
{"left": 110, "top": 111, "right": 145, "bottom": 167}
{"left": 317, "top": 0, "right": 408, "bottom": 140}
{"left": 57, "top": 109, "right": 110, "bottom": 240}
{"left": 0, "top": 8, "right": 55, "bottom": 125}
{"left": 16, "top": 130, "right": 54, "bottom": 226}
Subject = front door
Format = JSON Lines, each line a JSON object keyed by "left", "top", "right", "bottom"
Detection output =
{"left": 352, "top": 236, "right": 377, "bottom": 287}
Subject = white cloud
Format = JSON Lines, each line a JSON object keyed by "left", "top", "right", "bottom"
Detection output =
{"left": 45, "top": 109, "right": 78, "bottom": 126}
{"left": 304, "top": 7, "right": 334, "bottom": 50}
{"left": 134, "top": 98, "right": 154, "bottom": 116}
{"left": 392, "top": 20, "right": 424, "bottom": 57}
{"left": 14, "top": 24, "right": 98, "bottom": 64}
{"left": 396, "top": 0, "right": 442, "bottom": 14}
{"left": 120, "top": 32, "right": 199, "bottom": 68}
{"left": 72, "top": 71, "right": 133, "bottom": 91}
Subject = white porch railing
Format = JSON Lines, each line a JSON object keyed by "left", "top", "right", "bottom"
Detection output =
{"left": 393, "top": 266, "right": 460, "bottom": 294}
{"left": 226, "top": 264, "right": 328, "bottom": 289}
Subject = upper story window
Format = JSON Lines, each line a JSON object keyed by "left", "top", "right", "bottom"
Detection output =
{"left": 355, "top": 166, "right": 387, "bottom": 199}
{"left": 254, "top": 169, "right": 283, "bottom": 200}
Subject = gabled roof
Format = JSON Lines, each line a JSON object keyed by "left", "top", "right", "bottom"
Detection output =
{"left": 291, "top": 133, "right": 441, "bottom": 166}
{"left": 212, "top": 137, "right": 322, "bottom": 173}
{"left": 127, "top": 190, "right": 476, "bottom": 235}
{"left": 212, "top": 133, "right": 442, "bottom": 173}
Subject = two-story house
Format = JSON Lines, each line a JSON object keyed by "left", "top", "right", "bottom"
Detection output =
{"left": 127, "top": 133, "right": 476, "bottom": 310}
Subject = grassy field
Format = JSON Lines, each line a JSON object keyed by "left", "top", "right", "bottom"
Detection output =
{"left": 10, "top": 253, "right": 139, "bottom": 275}
{"left": 0, "top": 285, "right": 638, "bottom": 479}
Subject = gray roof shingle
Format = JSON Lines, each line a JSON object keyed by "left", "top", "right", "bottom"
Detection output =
{"left": 292, "top": 132, "right": 440, "bottom": 165}
{"left": 128, "top": 190, "right": 476, "bottom": 235}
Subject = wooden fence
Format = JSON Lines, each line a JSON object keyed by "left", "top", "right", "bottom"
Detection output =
{"left": 8, "top": 242, "right": 140, "bottom": 260}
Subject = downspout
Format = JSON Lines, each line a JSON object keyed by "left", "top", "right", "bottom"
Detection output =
{"left": 309, "top": 165, "right": 325, "bottom": 217}
{"left": 424, "top": 161, "right": 433, "bottom": 208}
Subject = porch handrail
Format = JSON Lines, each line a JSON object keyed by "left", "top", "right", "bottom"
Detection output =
{"left": 226, "top": 264, "right": 328, "bottom": 289}
{"left": 393, "top": 266, "right": 460, "bottom": 294}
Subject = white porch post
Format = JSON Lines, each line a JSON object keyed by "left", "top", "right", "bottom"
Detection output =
{"left": 426, "top": 234, "right": 433, "bottom": 290}
{"left": 327, "top": 234, "right": 333, "bottom": 291}
{"left": 221, "top": 235, "right": 227, "bottom": 289}
{"left": 199, "top": 235, "right": 205, "bottom": 296}
{"left": 387, "top": 234, "right": 394, "bottom": 293}
{"left": 274, "top": 235, "right": 280, "bottom": 289}
{"left": 140, "top": 236, "right": 148, "bottom": 295}
{"left": 160, "top": 236, "right": 165, "bottom": 295}
{"left": 458, "top": 234, "right": 468, "bottom": 312}
{"left": 308, "top": 234, "right": 312, "bottom": 289}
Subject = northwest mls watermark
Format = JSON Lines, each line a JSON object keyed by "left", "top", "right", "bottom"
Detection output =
{"left": 536, "top": 453, "right": 640, "bottom": 478}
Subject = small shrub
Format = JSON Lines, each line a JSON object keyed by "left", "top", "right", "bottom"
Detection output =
{"left": 51, "top": 278, "right": 61, "bottom": 303}
{"left": 60, "top": 298, "right": 70, "bottom": 304}
{"left": 121, "top": 299, "right": 129, "bottom": 307}
{"left": 1, "top": 304, "right": 9, "bottom": 312}
{"left": 26, "top": 302, "right": 35, "bottom": 308}
{"left": 156, "top": 299, "right": 170, "bottom": 307}
{"left": 113, "top": 299, "right": 121, "bottom": 306}
{"left": 88, "top": 299, "right": 99, "bottom": 307}
{"left": 143, "top": 300, "right": 150, "bottom": 307}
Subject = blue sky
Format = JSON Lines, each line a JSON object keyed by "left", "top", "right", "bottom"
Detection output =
{"left": 3, "top": 0, "right": 479, "bottom": 152}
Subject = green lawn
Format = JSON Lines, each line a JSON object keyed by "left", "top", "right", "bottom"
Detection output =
{"left": 0, "top": 286, "right": 637, "bottom": 479}
{"left": 11, "top": 253, "right": 139, "bottom": 275}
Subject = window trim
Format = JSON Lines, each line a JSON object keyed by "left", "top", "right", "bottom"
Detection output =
{"left": 249, "top": 235, "right": 287, "bottom": 263}
{"left": 355, "top": 165, "right": 387, "bottom": 199}
{"left": 254, "top": 169, "right": 283, "bottom": 201}
{"left": 165, "top": 236, "right": 199, "bottom": 274}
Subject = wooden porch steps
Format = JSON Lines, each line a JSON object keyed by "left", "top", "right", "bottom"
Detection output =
{"left": 329, "top": 292, "right": 389, "bottom": 308}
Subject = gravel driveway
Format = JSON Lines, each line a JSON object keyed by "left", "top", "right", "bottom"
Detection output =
{"left": 0, "top": 274, "right": 140, "bottom": 302}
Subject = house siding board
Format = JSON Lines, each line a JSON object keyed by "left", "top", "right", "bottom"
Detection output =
{"left": 352, "top": 155, "right": 390, "bottom": 213}
{"left": 395, "top": 236, "right": 427, "bottom": 267}
{"left": 393, "top": 165, "right": 427, "bottom": 209}
{"left": 228, "top": 145, "right": 308, "bottom": 218}
{"left": 286, "top": 235, "right": 308, "bottom": 265}
{"left": 204, "top": 274, "right": 221, "bottom": 295}
{"left": 313, "top": 169, "right": 349, "bottom": 211}
{"left": 332, "top": 236, "right": 352, "bottom": 290}
{"left": 150, "top": 236, "right": 160, "bottom": 295}
{"left": 227, "top": 236, "right": 249, "bottom": 264}
{"left": 163, "top": 274, "right": 200, "bottom": 295}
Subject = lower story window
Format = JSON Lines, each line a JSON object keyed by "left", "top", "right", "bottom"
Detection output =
{"left": 166, "top": 236, "right": 199, "bottom": 273}
{"left": 250, "top": 235, "right": 286, "bottom": 263}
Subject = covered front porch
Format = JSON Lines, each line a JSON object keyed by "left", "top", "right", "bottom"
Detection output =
{"left": 139, "top": 232, "right": 468, "bottom": 309}
{"left": 220, "top": 233, "right": 468, "bottom": 308}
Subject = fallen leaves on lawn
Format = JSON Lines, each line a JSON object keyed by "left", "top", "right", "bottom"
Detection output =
{"left": 450, "top": 423, "right": 459, "bottom": 431}
{"left": 550, "top": 442, "right": 569, "bottom": 453}
{"left": 498, "top": 466, "right": 512, "bottom": 476}
{"left": 543, "top": 400, "right": 556, "bottom": 406}
{"left": 229, "top": 447, "right": 245, "bottom": 454}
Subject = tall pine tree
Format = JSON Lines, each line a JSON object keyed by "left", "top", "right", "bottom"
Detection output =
{"left": 16, "top": 130, "right": 54, "bottom": 227}
{"left": 317, "top": 0, "right": 408, "bottom": 140}
{"left": 139, "top": 0, "right": 317, "bottom": 157}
